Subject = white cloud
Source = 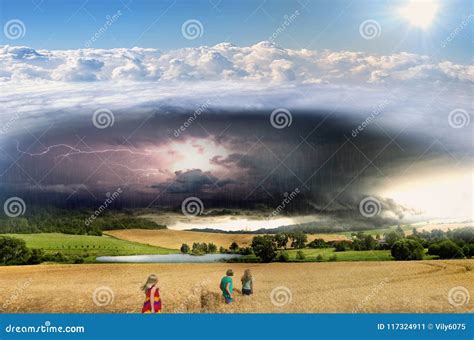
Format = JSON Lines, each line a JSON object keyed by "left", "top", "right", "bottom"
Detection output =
{"left": 0, "top": 42, "right": 472, "bottom": 84}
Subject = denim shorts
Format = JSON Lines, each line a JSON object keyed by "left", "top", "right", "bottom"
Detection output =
{"left": 242, "top": 288, "right": 253, "bottom": 295}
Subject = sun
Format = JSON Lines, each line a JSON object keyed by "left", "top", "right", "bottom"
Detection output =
{"left": 398, "top": 0, "right": 439, "bottom": 29}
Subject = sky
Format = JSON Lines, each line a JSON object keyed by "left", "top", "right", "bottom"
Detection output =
{"left": 0, "top": 0, "right": 472, "bottom": 63}
{"left": 0, "top": 0, "right": 472, "bottom": 230}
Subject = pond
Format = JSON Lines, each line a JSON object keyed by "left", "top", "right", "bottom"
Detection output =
{"left": 96, "top": 253, "right": 242, "bottom": 263}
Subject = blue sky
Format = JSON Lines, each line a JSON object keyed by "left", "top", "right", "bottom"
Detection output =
{"left": 0, "top": 0, "right": 472, "bottom": 63}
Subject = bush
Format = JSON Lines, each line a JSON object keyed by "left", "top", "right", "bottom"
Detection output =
{"left": 428, "top": 243, "right": 440, "bottom": 256}
{"left": 27, "top": 248, "right": 44, "bottom": 265}
{"left": 462, "top": 244, "right": 474, "bottom": 258}
{"left": 219, "top": 246, "right": 227, "bottom": 254}
{"left": 238, "top": 247, "right": 253, "bottom": 255}
{"left": 0, "top": 236, "right": 31, "bottom": 265}
{"left": 316, "top": 254, "right": 323, "bottom": 262}
{"left": 435, "top": 240, "right": 464, "bottom": 259}
{"left": 296, "top": 250, "right": 306, "bottom": 260}
{"left": 277, "top": 252, "right": 290, "bottom": 262}
{"left": 334, "top": 241, "right": 349, "bottom": 252}
{"left": 391, "top": 239, "right": 424, "bottom": 261}
{"left": 180, "top": 243, "right": 190, "bottom": 254}
{"left": 328, "top": 254, "right": 337, "bottom": 262}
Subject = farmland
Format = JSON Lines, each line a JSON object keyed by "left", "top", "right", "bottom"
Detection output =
{"left": 1, "top": 233, "right": 177, "bottom": 262}
{"left": 0, "top": 260, "right": 472, "bottom": 313}
{"left": 104, "top": 229, "right": 348, "bottom": 250}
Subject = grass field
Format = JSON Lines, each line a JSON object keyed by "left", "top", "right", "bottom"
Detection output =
{"left": 286, "top": 248, "right": 394, "bottom": 261}
{"left": 0, "top": 260, "right": 472, "bottom": 313}
{"left": 1, "top": 233, "right": 177, "bottom": 261}
{"left": 105, "top": 229, "right": 348, "bottom": 250}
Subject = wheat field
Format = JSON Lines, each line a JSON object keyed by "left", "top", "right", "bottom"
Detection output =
{"left": 0, "top": 260, "right": 472, "bottom": 313}
{"left": 104, "top": 229, "right": 348, "bottom": 249}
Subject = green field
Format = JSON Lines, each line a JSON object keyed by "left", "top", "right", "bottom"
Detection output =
{"left": 286, "top": 248, "right": 394, "bottom": 261}
{"left": 2, "top": 233, "right": 178, "bottom": 262}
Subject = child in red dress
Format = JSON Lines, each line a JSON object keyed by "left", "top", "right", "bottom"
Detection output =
{"left": 141, "top": 274, "right": 162, "bottom": 313}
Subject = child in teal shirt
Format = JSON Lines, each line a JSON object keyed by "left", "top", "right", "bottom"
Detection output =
{"left": 220, "top": 269, "right": 234, "bottom": 303}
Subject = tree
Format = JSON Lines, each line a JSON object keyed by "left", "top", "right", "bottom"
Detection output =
{"left": 27, "top": 248, "right": 44, "bottom": 264}
{"left": 395, "top": 225, "right": 405, "bottom": 237}
{"left": 391, "top": 239, "right": 424, "bottom": 261}
{"left": 334, "top": 241, "right": 349, "bottom": 252}
{"left": 208, "top": 243, "right": 217, "bottom": 253}
{"left": 384, "top": 231, "right": 403, "bottom": 247}
{"left": 363, "top": 235, "right": 377, "bottom": 250}
{"left": 219, "top": 246, "right": 226, "bottom": 254}
{"left": 307, "top": 238, "right": 327, "bottom": 249}
{"left": 290, "top": 232, "right": 307, "bottom": 249}
{"left": 434, "top": 240, "right": 464, "bottom": 259}
{"left": 251, "top": 235, "right": 277, "bottom": 262}
{"left": 229, "top": 241, "right": 239, "bottom": 253}
{"left": 273, "top": 233, "right": 289, "bottom": 249}
{"left": 180, "top": 243, "right": 190, "bottom": 254}
{"left": 0, "top": 236, "right": 31, "bottom": 265}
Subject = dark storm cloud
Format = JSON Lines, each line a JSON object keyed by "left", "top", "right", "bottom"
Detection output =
{"left": 1, "top": 104, "right": 469, "bottom": 227}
